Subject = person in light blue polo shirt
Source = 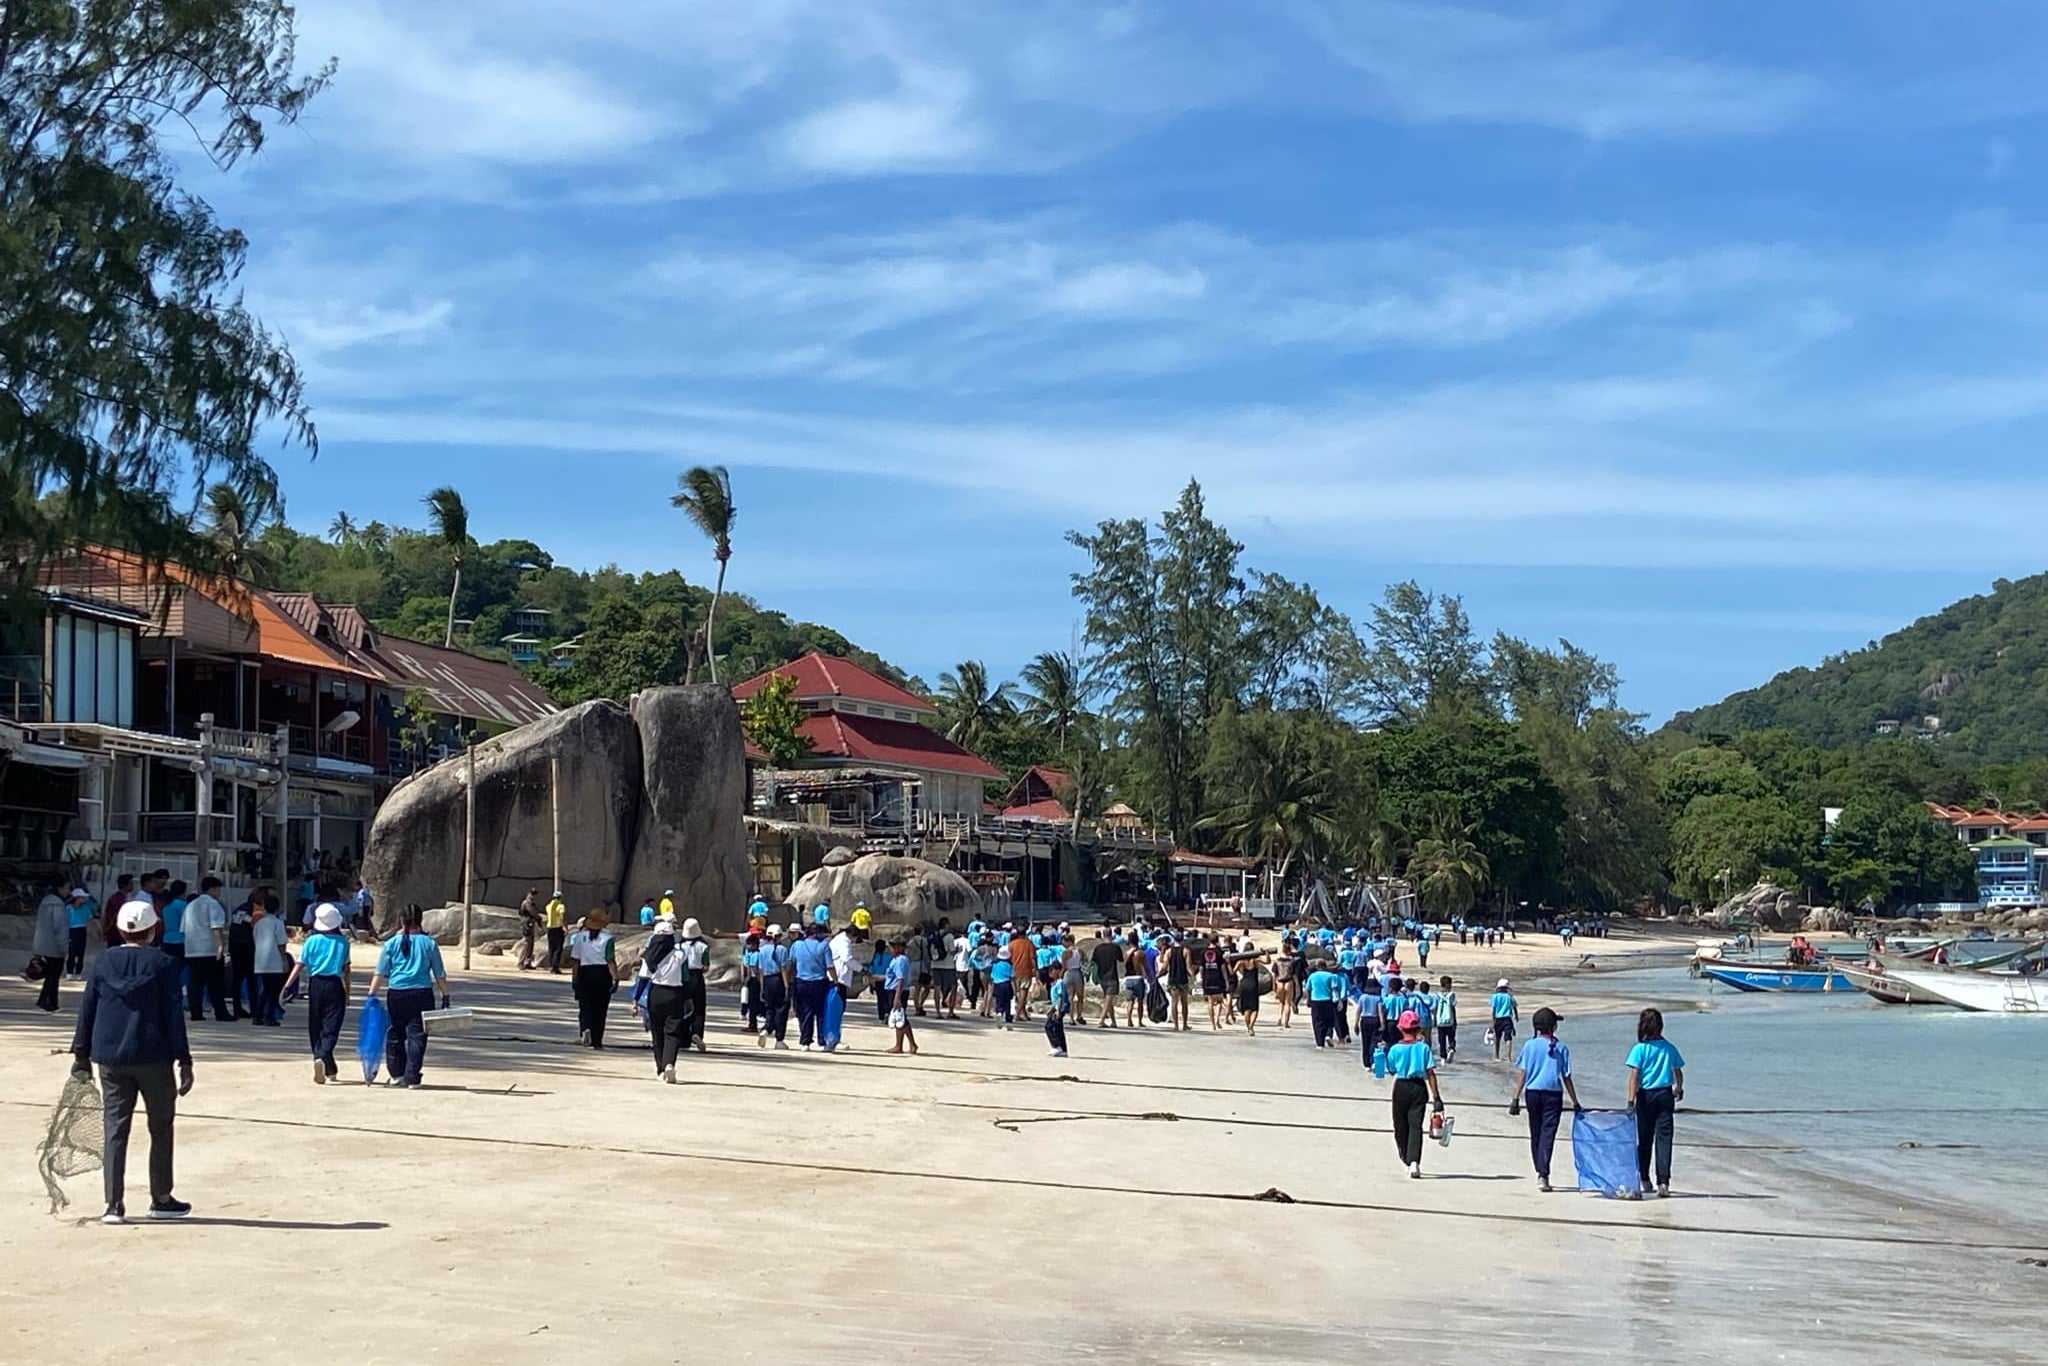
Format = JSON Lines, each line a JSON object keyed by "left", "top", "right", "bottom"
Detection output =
{"left": 1490, "top": 979, "right": 1518, "bottom": 1060}
{"left": 1626, "top": 1007, "right": 1687, "bottom": 1199}
{"left": 1304, "top": 965, "right": 1344, "bottom": 1048}
{"left": 989, "top": 946, "right": 1017, "bottom": 1027}
{"left": 368, "top": 904, "right": 450, "bottom": 1087}
{"left": 1513, "top": 1006, "right": 1582, "bottom": 1191}
{"left": 283, "top": 901, "right": 353, "bottom": 1083}
{"left": 790, "top": 922, "right": 833, "bottom": 1049}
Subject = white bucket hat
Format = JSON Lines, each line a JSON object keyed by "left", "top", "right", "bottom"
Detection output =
{"left": 314, "top": 905, "right": 344, "bottom": 931}
{"left": 681, "top": 918, "right": 703, "bottom": 939}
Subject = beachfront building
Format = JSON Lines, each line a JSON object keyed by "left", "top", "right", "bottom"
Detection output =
{"left": 734, "top": 653, "right": 1003, "bottom": 823}
{"left": 2, "top": 548, "right": 553, "bottom": 892}
{"left": 1974, "top": 837, "right": 2041, "bottom": 908}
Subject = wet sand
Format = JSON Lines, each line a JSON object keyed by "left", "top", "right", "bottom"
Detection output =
{"left": 1, "top": 943, "right": 2041, "bottom": 1366}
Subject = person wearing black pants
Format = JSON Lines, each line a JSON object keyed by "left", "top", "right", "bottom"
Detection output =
{"left": 1386, "top": 1011, "right": 1443, "bottom": 1176}
{"left": 648, "top": 982, "right": 688, "bottom": 1074}
{"left": 383, "top": 988, "right": 435, "bottom": 1083}
{"left": 306, "top": 977, "right": 347, "bottom": 1075}
{"left": 65, "top": 921, "right": 88, "bottom": 979}
{"left": 1511, "top": 1007, "right": 1582, "bottom": 1192}
{"left": 793, "top": 976, "right": 828, "bottom": 1046}
{"left": 71, "top": 899, "right": 194, "bottom": 1222}
{"left": 186, "top": 954, "right": 232, "bottom": 1023}
{"left": 1309, "top": 997, "right": 1334, "bottom": 1048}
{"left": 286, "top": 906, "right": 355, "bottom": 1083}
{"left": 226, "top": 909, "right": 256, "bottom": 1020}
{"left": 370, "top": 907, "right": 450, "bottom": 1087}
{"left": 758, "top": 971, "right": 790, "bottom": 1047}
{"left": 1626, "top": 1008, "right": 1686, "bottom": 1198}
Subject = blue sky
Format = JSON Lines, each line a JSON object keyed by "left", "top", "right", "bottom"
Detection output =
{"left": 200, "top": 1, "right": 2048, "bottom": 721}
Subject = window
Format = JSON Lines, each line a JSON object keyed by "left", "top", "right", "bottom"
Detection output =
{"left": 50, "top": 612, "right": 135, "bottom": 727}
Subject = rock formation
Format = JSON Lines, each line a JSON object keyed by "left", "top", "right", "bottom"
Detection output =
{"left": 620, "top": 687, "right": 754, "bottom": 932}
{"left": 362, "top": 684, "right": 754, "bottom": 933}
{"left": 786, "top": 854, "right": 983, "bottom": 929}
{"left": 362, "top": 702, "right": 640, "bottom": 923}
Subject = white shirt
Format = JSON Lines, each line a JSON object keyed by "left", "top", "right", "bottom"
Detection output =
{"left": 829, "top": 931, "right": 858, "bottom": 985}
{"left": 251, "top": 914, "right": 289, "bottom": 973}
{"left": 568, "top": 929, "right": 614, "bottom": 967}
{"left": 182, "top": 894, "right": 227, "bottom": 955}
{"left": 649, "top": 936, "right": 710, "bottom": 988}
{"left": 951, "top": 935, "right": 970, "bottom": 974}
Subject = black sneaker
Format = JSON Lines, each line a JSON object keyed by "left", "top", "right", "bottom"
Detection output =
{"left": 148, "top": 1197, "right": 192, "bottom": 1220}
{"left": 101, "top": 1204, "right": 126, "bottom": 1226}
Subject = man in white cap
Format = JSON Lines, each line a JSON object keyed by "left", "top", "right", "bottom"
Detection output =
{"left": 70, "top": 898, "right": 193, "bottom": 1223}
{"left": 1490, "top": 978, "right": 1518, "bottom": 1060}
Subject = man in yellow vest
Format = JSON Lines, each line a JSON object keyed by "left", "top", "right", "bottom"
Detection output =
{"left": 544, "top": 891, "right": 567, "bottom": 974}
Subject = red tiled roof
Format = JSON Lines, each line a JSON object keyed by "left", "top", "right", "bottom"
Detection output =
{"left": 2005, "top": 815, "right": 2048, "bottom": 832}
{"left": 730, "top": 652, "right": 932, "bottom": 714}
{"left": 797, "top": 712, "right": 1001, "bottom": 779}
{"left": 1003, "top": 798, "right": 1073, "bottom": 823}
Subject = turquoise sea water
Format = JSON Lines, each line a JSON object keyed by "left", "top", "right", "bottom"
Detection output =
{"left": 1511, "top": 965, "right": 2048, "bottom": 1239}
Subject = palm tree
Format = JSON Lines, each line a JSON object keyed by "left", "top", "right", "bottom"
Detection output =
{"left": 1409, "top": 832, "right": 1490, "bottom": 920}
{"left": 935, "top": 661, "right": 1015, "bottom": 752}
{"left": 202, "top": 481, "right": 277, "bottom": 583}
{"left": 1197, "top": 729, "right": 1340, "bottom": 888}
{"left": 328, "top": 510, "right": 357, "bottom": 545}
{"left": 423, "top": 486, "right": 468, "bottom": 647}
{"left": 1018, "top": 650, "right": 1086, "bottom": 750}
{"left": 670, "top": 465, "right": 735, "bottom": 683}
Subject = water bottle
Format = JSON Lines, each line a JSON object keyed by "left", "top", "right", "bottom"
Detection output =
{"left": 1371, "top": 1044, "right": 1387, "bottom": 1079}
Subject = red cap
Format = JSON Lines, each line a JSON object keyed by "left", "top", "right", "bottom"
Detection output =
{"left": 1397, "top": 1010, "right": 1421, "bottom": 1032}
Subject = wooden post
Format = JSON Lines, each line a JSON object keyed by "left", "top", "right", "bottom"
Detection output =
{"left": 462, "top": 739, "right": 476, "bottom": 970}
{"left": 273, "top": 724, "right": 290, "bottom": 897}
{"left": 550, "top": 751, "right": 561, "bottom": 902}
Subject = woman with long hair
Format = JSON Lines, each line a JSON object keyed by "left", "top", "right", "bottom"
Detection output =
{"left": 1626, "top": 1008, "right": 1686, "bottom": 1199}
{"left": 367, "top": 904, "right": 450, "bottom": 1087}
{"left": 567, "top": 910, "right": 618, "bottom": 1048}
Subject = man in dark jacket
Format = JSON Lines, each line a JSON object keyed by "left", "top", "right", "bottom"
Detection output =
{"left": 70, "top": 899, "right": 194, "bottom": 1224}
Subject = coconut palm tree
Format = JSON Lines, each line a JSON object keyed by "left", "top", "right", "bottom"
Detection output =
{"left": 202, "top": 481, "right": 278, "bottom": 584}
{"left": 328, "top": 510, "right": 357, "bottom": 545}
{"left": 670, "top": 465, "right": 735, "bottom": 683}
{"left": 1197, "top": 729, "right": 1340, "bottom": 888}
{"left": 423, "top": 486, "right": 468, "bottom": 647}
{"left": 1018, "top": 650, "right": 1086, "bottom": 750}
{"left": 1409, "top": 831, "right": 1490, "bottom": 920}
{"left": 935, "top": 661, "right": 1015, "bottom": 752}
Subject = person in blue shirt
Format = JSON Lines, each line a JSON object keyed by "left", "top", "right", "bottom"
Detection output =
{"left": 282, "top": 901, "right": 353, "bottom": 1084}
{"left": 1304, "top": 965, "right": 1345, "bottom": 1048}
{"left": 1387, "top": 1010, "right": 1444, "bottom": 1178}
{"left": 1356, "top": 983, "right": 1383, "bottom": 1066}
{"left": 65, "top": 887, "right": 96, "bottom": 979}
{"left": 367, "top": 904, "right": 451, "bottom": 1088}
{"left": 752, "top": 926, "right": 791, "bottom": 1048}
{"left": 159, "top": 881, "right": 188, "bottom": 963}
{"left": 1489, "top": 979, "right": 1518, "bottom": 1060}
{"left": 1381, "top": 979, "right": 1409, "bottom": 1055}
{"left": 1416, "top": 932, "right": 1431, "bottom": 969}
{"left": 1626, "top": 1008, "right": 1687, "bottom": 1199}
{"left": 790, "top": 922, "right": 834, "bottom": 1049}
{"left": 882, "top": 940, "right": 917, "bottom": 1055}
{"left": 1045, "top": 972, "right": 1070, "bottom": 1058}
{"left": 989, "top": 941, "right": 1018, "bottom": 1027}
{"left": 638, "top": 898, "right": 657, "bottom": 927}
{"left": 1512, "top": 1007, "right": 1583, "bottom": 1191}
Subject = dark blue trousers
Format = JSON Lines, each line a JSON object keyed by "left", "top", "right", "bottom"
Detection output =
{"left": 1526, "top": 1089, "right": 1564, "bottom": 1179}
{"left": 307, "top": 976, "right": 347, "bottom": 1070}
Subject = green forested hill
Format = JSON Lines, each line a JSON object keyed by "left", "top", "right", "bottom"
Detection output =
{"left": 1667, "top": 572, "right": 2048, "bottom": 763}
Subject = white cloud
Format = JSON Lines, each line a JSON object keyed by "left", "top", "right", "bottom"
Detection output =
{"left": 1306, "top": 0, "right": 1815, "bottom": 137}
{"left": 778, "top": 65, "right": 989, "bottom": 172}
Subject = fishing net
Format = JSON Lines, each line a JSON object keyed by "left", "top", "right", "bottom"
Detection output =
{"left": 36, "top": 1074, "right": 103, "bottom": 1215}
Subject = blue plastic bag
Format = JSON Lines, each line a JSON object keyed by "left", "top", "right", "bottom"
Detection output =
{"left": 357, "top": 995, "right": 390, "bottom": 1084}
{"left": 1571, "top": 1109, "right": 1641, "bottom": 1198}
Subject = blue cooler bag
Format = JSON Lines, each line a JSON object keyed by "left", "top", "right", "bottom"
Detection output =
{"left": 1572, "top": 1109, "right": 1641, "bottom": 1198}
{"left": 357, "top": 995, "right": 391, "bottom": 1084}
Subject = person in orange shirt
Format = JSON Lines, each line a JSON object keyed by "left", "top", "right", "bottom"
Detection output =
{"left": 1007, "top": 928, "right": 1037, "bottom": 1021}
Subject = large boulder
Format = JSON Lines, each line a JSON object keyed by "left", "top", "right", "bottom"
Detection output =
{"left": 620, "top": 686, "right": 753, "bottom": 934}
{"left": 787, "top": 854, "right": 982, "bottom": 930}
{"left": 1802, "top": 906, "right": 1853, "bottom": 933}
{"left": 361, "top": 701, "right": 641, "bottom": 925}
{"left": 420, "top": 904, "right": 526, "bottom": 948}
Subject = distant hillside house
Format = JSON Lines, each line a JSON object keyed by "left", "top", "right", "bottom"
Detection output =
{"left": 732, "top": 652, "right": 1001, "bottom": 817}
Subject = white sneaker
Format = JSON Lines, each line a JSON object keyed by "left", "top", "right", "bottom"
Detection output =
{"left": 662, "top": 1065, "right": 677, "bottom": 1084}
{"left": 757, "top": 1032, "right": 769, "bottom": 1049}
{"left": 774, "top": 1040, "right": 789, "bottom": 1050}
{"left": 1049, "top": 1049, "right": 1067, "bottom": 1058}
{"left": 1408, "top": 1163, "right": 1422, "bottom": 1179}
{"left": 802, "top": 1042, "right": 814, "bottom": 1051}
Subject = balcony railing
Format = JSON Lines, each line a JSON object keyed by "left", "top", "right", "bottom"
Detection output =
{"left": 138, "top": 812, "right": 242, "bottom": 845}
{"left": 1, "top": 672, "right": 49, "bottom": 723}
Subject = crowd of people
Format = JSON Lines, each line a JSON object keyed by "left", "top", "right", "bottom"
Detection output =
{"left": 33, "top": 873, "right": 1687, "bottom": 1225}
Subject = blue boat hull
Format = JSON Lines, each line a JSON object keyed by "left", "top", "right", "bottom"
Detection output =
{"left": 1700, "top": 964, "right": 1854, "bottom": 993}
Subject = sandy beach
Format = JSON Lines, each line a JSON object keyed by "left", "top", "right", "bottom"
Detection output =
{"left": 2, "top": 926, "right": 2043, "bottom": 1366}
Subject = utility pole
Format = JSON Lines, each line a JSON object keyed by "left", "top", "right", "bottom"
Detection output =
{"left": 194, "top": 713, "right": 214, "bottom": 885}
{"left": 550, "top": 751, "right": 561, "bottom": 901}
{"left": 462, "top": 739, "right": 477, "bottom": 970}
{"left": 273, "top": 724, "right": 290, "bottom": 896}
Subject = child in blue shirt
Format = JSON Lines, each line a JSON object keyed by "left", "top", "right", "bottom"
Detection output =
{"left": 883, "top": 943, "right": 916, "bottom": 1055}
{"left": 1626, "top": 1007, "right": 1686, "bottom": 1198}
{"left": 1045, "top": 975, "right": 1070, "bottom": 1058}
{"left": 1387, "top": 1010, "right": 1443, "bottom": 1177}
